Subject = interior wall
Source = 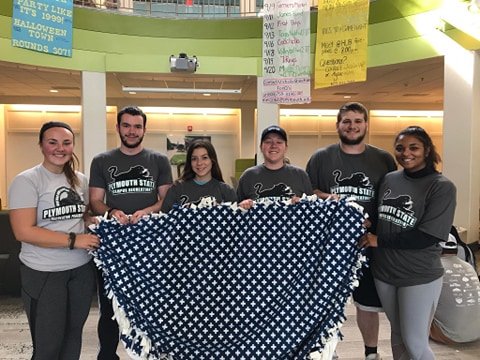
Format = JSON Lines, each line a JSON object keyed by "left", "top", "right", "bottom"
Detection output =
{"left": 1, "top": 104, "right": 444, "bottom": 208}
{"left": 2, "top": 105, "right": 241, "bottom": 208}
{"left": 280, "top": 114, "right": 338, "bottom": 169}
{"left": 369, "top": 111, "right": 443, "bottom": 170}
{"left": 279, "top": 110, "right": 443, "bottom": 170}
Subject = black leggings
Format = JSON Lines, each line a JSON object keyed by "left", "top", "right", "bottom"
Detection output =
{"left": 20, "top": 261, "right": 95, "bottom": 360}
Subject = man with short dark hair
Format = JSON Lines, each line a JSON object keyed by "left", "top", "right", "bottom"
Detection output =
{"left": 306, "top": 102, "right": 397, "bottom": 360}
{"left": 89, "top": 105, "right": 173, "bottom": 359}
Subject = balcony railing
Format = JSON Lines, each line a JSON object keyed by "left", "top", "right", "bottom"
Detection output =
{"left": 73, "top": 0, "right": 267, "bottom": 18}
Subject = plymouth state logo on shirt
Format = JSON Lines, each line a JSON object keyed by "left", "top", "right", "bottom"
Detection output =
{"left": 107, "top": 165, "right": 155, "bottom": 195}
{"left": 330, "top": 170, "right": 374, "bottom": 202}
{"left": 42, "top": 186, "right": 85, "bottom": 221}
{"left": 378, "top": 189, "right": 417, "bottom": 228}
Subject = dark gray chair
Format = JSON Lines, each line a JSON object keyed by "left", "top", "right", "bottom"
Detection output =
{"left": 0, "top": 211, "right": 21, "bottom": 296}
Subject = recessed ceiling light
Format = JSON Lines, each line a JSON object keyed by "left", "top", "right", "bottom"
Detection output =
{"left": 343, "top": 95, "right": 351, "bottom": 99}
{"left": 333, "top": 92, "right": 359, "bottom": 96}
{"left": 122, "top": 86, "right": 241, "bottom": 94}
{"left": 128, "top": 91, "right": 137, "bottom": 95}
{"left": 203, "top": 93, "right": 212, "bottom": 97}
{"left": 49, "top": 89, "right": 58, "bottom": 93}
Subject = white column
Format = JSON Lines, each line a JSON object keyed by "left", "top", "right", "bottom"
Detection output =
{"left": 81, "top": 71, "right": 107, "bottom": 179}
{"left": 119, "top": 0, "right": 133, "bottom": 12}
{"left": 240, "top": 0, "right": 256, "bottom": 16}
{"left": 256, "top": 77, "right": 279, "bottom": 165}
{"left": 443, "top": 50, "right": 480, "bottom": 244}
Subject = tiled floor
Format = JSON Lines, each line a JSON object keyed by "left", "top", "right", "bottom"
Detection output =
{"left": 1, "top": 295, "right": 479, "bottom": 360}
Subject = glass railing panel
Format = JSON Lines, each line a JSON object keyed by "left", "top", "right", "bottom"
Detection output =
{"left": 74, "top": 0, "right": 265, "bottom": 18}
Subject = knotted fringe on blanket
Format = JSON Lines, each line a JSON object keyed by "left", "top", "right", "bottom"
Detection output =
{"left": 92, "top": 197, "right": 366, "bottom": 359}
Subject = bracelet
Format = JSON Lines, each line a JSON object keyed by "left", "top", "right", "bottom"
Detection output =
{"left": 68, "top": 232, "right": 77, "bottom": 250}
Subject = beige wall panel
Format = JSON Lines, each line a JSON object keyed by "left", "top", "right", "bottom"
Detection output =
{"left": 6, "top": 133, "right": 42, "bottom": 207}
{"left": 7, "top": 111, "right": 46, "bottom": 131}
{"left": 368, "top": 135, "right": 396, "bottom": 158}
{"left": 318, "top": 116, "right": 337, "bottom": 132}
{"left": 44, "top": 113, "right": 81, "bottom": 129}
{"left": 210, "top": 134, "right": 238, "bottom": 188}
{"left": 285, "top": 135, "right": 319, "bottom": 170}
{"left": 281, "top": 117, "right": 319, "bottom": 134}
{"left": 147, "top": 113, "right": 238, "bottom": 134}
{"left": 369, "top": 117, "right": 396, "bottom": 134}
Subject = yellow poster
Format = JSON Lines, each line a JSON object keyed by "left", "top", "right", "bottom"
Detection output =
{"left": 314, "top": 0, "right": 369, "bottom": 89}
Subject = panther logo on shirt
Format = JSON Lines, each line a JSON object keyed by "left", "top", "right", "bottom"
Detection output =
{"left": 378, "top": 189, "right": 417, "bottom": 228}
{"left": 179, "top": 195, "right": 216, "bottom": 207}
{"left": 333, "top": 170, "right": 372, "bottom": 188}
{"left": 108, "top": 165, "right": 152, "bottom": 182}
{"left": 330, "top": 170, "right": 374, "bottom": 201}
{"left": 55, "top": 186, "right": 82, "bottom": 206}
{"left": 381, "top": 190, "right": 413, "bottom": 214}
{"left": 254, "top": 183, "right": 294, "bottom": 199}
{"left": 42, "top": 186, "right": 85, "bottom": 221}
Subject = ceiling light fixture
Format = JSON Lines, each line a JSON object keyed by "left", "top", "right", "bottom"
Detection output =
{"left": 49, "top": 89, "right": 59, "bottom": 93}
{"left": 122, "top": 86, "right": 242, "bottom": 95}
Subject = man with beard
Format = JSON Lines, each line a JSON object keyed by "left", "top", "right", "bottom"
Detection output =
{"left": 306, "top": 102, "right": 396, "bottom": 360}
{"left": 89, "top": 105, "right": 172, "bottom": 360}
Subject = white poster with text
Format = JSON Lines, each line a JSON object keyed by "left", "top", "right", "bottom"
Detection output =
{"left": 262, "top": 0, "right": 311, "bottom": 104}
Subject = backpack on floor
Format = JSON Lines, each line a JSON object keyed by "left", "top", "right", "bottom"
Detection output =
{"left": 450, "top": 226, "right": 478, "bottom": 273}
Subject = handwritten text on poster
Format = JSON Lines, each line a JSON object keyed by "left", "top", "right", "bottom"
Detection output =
{"left": 314, "top": 0, "right": 369, "bottom": 88}
{"left": 12, "top": 0, "right": 73, "bottom": 58}
{"left": 262, "top": 0, "right": 311, "bottom": 104}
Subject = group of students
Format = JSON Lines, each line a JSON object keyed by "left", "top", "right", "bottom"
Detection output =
{"left": 7, "top": 102, "right": 460, "bottom": 360}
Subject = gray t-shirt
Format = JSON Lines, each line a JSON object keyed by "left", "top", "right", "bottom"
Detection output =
{"left": 8, "top": 164, "right": 91, "bottom": 272}
{"left": 306, "top": 143, "right": 396, "bottom": 230}
{"left": 237, "top": 164, "right": 313, "bottom": 202}
{"left": 432, "top": 255, "right": 480, "bottom": 343}
{"left": 89, "top": 148, "right": 173, "bottom": 214}
{"left": 373, "top": 170, "right": 457, "bottom": 286}
{"left": 161, "top": 178, "right": 237, "bottom": 213}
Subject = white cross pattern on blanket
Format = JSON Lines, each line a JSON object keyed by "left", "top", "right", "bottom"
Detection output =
{"left": 93, "top": 198, "right": 366, "bottom": 359}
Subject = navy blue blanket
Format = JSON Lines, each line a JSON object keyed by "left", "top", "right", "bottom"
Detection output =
{"left": 93, "top": 198, "right": 365, "bottom": 359}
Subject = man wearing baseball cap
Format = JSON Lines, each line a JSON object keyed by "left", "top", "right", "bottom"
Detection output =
{"left": 237, "top": 125, "right": 312, "bottom": 208}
